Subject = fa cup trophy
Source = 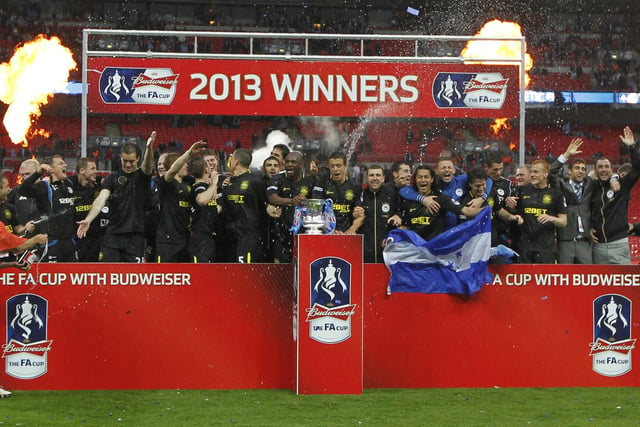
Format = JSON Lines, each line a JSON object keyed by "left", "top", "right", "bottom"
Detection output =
{"left": 301, "top": 199, "right": 325, "bottom": 234}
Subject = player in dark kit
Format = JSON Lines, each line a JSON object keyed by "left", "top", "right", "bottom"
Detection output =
{"left": 0, "top": 175, "right": 35, "bottom": 238}
{"left": 267, "top": 151, "right": 315, "bottom": 263}
{"left": 399, "top": 165, "right": 482, "bottom": 241}
{"left": 222, "top": 148, "right": 267, "bottom": 263}
{"left": 155, "top": 141, "right": 206, "bottom": 262}
{"left": 311, "top": 151, "right": 362, "bottom": 234}
{"left": 18, "top": 154, "right": 77, "bottom": 262}
{"left": 77, "top": 132, "right": 156, "bottom": 262}
{"left": 71, "top": 157, "right": 102, "bottom": 262}
{"left": 262, "top": 155, "right": 283, "bottom": 262}
{"left": 483, "top": 152, "right": 515, "bottom": 248}
{"left": 7, "top": 159, "right": 41, "bottom": 235}
{"left": 145, "top": 151, "right": 171, "bottom": 262}
{"left": 188, "top": 155, "right": 222, "bottom": 263}
{"left": 510, "top": 159, "right": 567, "bottom": 264}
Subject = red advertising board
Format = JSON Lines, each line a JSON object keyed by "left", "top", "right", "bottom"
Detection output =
{"left": 86, "top": 58, "right": 520, "bottom": 118}
{"left": 1, "top": 264, "right": 294, "bottom": 390}
{"left": 1, "top": 263, "right": 638, "bottom": 390}
{"left": 294, "top": 235, "right": 363, "bottom": 394}
{"left": 365, "top": 264, "right": 639, "bottom": 388}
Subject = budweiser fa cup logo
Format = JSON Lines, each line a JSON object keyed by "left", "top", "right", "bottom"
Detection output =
{"left": 99, "top": 67, "right": 178, "bottom": 105}
{"left": 433, "top": 72, "right": 508, "bottom": 109}
{"left": 4, "top": 294, "right": 53, "bottom": 379}
{"left": 589, "top": 294, "right": 635, "bottom": 377}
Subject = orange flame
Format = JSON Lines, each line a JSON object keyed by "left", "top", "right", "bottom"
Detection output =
{"left": 490, "top": 117, "right": 511, "bottom": 135}
{"left": 0, "top": 34, "right": 76, "bottom": 147}
{"left": 31, "top": 128, "right": 51, "bottom": 138}
{"left": 461, "top": 19, "right": 533, "bottom": 88}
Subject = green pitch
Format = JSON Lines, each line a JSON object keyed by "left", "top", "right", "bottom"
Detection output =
{"left": 1, "top": 388, "right": 637, "bottom": 426}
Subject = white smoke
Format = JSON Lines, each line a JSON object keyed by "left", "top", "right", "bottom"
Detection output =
{"left": 307, "top": 117, "right": 342, "bottom": 154}
{"left": 294, "top": 117, "right": 346, "bottom": 163}
{"left": 297, "top": 115, "right": 378, "bottom": 165}
{"left": 250, "top": 129, "right": 291, "bottom": 169}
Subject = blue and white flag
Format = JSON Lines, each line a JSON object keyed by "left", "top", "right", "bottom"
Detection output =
{"left": 383, "top": 206, "right": 493, "bottom": 296}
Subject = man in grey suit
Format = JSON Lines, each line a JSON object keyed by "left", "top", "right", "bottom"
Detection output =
{"left": 550, "top": 138, "right": 596, "bottom": 264}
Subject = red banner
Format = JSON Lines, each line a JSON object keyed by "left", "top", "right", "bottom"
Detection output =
{"left": 1, "top": 263, "right": 637, "bottom": 390}
{"left": 87, "top": 58, "right": 520, "bottom": 118}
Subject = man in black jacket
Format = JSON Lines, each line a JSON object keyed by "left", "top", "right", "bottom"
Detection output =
{"left": 18, "top": 155, "right": 77, "bottom": 262}
{"left": 357, "top": 164, "right": 401, "bottom": 263}
{"left": 591, "top": 126, "right": 639, "bottom": 264}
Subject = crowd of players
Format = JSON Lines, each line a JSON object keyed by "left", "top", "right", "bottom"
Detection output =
{"left": 1, "top": 126, "right": 638, "bottom": 266}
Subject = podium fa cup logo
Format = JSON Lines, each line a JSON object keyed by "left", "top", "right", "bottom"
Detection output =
{"left": 313, "top": 259, "right": 347, "bottom": 307}
{"left": 597, "top": 296, "right": 628, "bottom": 339}
{"left": 589, "top": 294, "right": 635, "bottom": 377}
{"left": 306, "top": 258, "right": 356, "bottom": 344}
{"left": 4, "top": 294, "right": 53, "bottom": 379}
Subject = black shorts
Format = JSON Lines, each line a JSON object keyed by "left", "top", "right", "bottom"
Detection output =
{"left": 101, "top": 233, "right": 146, "bottom": 263}
{"left": 156, "top": 241, "right": 189, "bottom": 263}
{"left": 188, "top": 233, "right": 216, "bottom": 263}
{"left": 234, "top": 236, "right": 261, "bottom": 264}
{"left": 76, "top": 236, "right": 101, "bottom": 262}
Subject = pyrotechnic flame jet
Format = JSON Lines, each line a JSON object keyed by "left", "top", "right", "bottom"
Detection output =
{"left": 461, "top": 19, "right": 532, "bottom": 141}
{"left": 0, "top": 34, "right": 76, "bottom": 147}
